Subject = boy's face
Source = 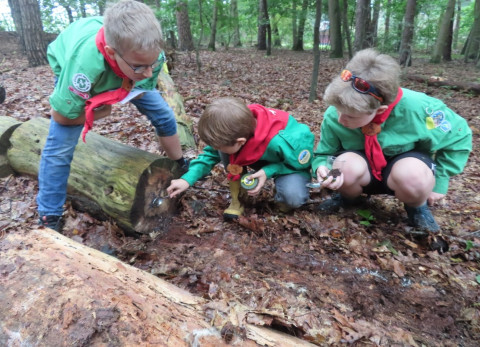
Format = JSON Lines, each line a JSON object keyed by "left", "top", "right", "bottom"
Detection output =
{"left": 216, "top": 138, "right": 247, "bottom": 155}
{"left": 107, "top": 47, "right": 161, "bottom": 82}
{"left": 336, "top": 106, "right": 387, "bottom": 129}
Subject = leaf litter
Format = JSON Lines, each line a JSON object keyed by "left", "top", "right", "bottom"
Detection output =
{"left": 1, "top": 47, "right": 479, "bottom": 345}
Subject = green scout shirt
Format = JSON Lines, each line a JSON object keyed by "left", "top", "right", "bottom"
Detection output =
{"left": 181, "top": 115, "right": 315, "bottom": 186}
{"left": 47, "top": 17, "right": 163, "bottom": 119}
{"left": 312, "top": 88, "right": 472, "bottom": 195}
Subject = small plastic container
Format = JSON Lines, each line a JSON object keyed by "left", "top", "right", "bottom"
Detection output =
{"left": 240, "top": 174, "right": 259, "bottom": 190}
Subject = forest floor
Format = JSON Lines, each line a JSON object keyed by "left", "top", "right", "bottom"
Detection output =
{"left": 1, "top": 44, "right": 480, "bottom": 346}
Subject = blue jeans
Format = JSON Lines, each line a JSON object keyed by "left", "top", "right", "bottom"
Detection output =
{"left": 219, "top": 152, "right": 309, "bottom": 208}
{"left": 37, "top": 90, "right": 176, "bottom": 216}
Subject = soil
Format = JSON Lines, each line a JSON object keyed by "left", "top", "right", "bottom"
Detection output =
{"left": 1, "top": 38, "right": 479, "bottom": 346}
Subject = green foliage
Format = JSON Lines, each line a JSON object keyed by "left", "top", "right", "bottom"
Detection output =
{"left": 357, "top": 209, "right": 376, "bottom": 226}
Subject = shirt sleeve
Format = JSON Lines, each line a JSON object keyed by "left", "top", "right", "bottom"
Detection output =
{"left": 181, "top": 146, "right": 222, "bottom": 186}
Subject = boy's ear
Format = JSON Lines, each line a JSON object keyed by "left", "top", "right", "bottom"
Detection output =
{"left": 376, "top": 105, "right": 389, "bottom": 115}
{"left": 104, "top": 45, "right": 116, "bottom": 59}
{"left": 236, "top": 138, "right": 247, "bottom": 146}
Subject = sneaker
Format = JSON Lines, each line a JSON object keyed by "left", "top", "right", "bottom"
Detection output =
{"left": 39, "top": 215, "right": 63, "bottom": 232}
{"left": 404, "top": 203, "right": 439, "bottom": 233}
{"left": 316, "top": 193, "right": 365, "bottom": 213}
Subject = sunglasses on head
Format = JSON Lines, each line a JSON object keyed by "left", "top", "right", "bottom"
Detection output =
{"left": 340, "top": 69, "right": 384, "bottom": 103}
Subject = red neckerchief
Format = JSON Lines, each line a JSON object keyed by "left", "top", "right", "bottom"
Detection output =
{"left": 362, "top": 87, "right": 403, "bottom": 181}
{"left": 81, "top": 27, "right": 134, "bottom": 142}
{"left": 227, "top": 104, "right": 289, "bottom": 181}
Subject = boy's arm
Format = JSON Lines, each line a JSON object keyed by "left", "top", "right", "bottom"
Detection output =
{"left": 311, "top": 109, "right": 343, "bottom": 174}
{"left": 180, "top": 146, "right": 222, "bottom": 186}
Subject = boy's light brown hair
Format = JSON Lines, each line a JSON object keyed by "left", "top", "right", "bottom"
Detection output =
{"left": 104, "top": 0, "right": 164, "bottom": 55}
{"left": 198, "top": 97, "right": 256, "bottom": 149}
{"left": 324, "top": 48, "right": 401, "bottom": 114}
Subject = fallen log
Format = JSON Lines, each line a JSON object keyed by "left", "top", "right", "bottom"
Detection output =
{"left": 0, "top": 116, "right": 20, "bottom": 177}
{"left": 405, "top": 74, "right": 480, "bottom": 95}
{"left": 0, "top": 228, "right": 316, "bottom": 346}
{"left": 6, "top": 117, "right": 181, "bottom": 234}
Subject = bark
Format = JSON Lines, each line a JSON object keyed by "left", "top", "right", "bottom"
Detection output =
{"left": 309, "top": 0, "right": 322, "bottom": 102}
{"left": 328, "top": 0, "right": 343, "bottom": 58}
{"left": 292, "top": 0, "right": 298, "bottom": 50}
{"left": 0, "top": 228, "right": 316, "bottom": 346}
{"left": 341, "top": 0, "right": 352, "bottom": 59}
{"left": 431, "top": 0, "right": 456, "bottom": 63}
{"left": 208, "top": 0, "right": 218, "bottom": 51}
{"left": 293, "top": 0, "right": 309, "bottom": 51}
{"left": 8, "top": 0, "right": 47, "bottom": 67}
{"left": 231, "top": 0, "right": 242, "bottom": 47}
{"left": 176, "top": 1, "right": 195, "bottom": 51}
{"left": 406, "top": 74, "right": 480, "bottom": 95}
{"left": 257, "top": 0, "right": 267, "bottom": 50}
{"left": 0, "top": 116, "right": 20, "bottom": 177}
{"left": 464, "top": 0, "right": 480, "bottom": 61}
{"left": 399, "top": 0, "right": 417, "bottom": 67}
{"left": 353, "top": 0, "right": 369, "bottom": 52}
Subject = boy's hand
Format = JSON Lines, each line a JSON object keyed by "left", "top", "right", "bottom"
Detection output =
{"left": 316, "top": 166, "right": 344, "bottom": 190}
{"left": 167, "top": 179, "right": 190, "bottom": 198}
{"left": 245, "top": 170, "right": 267, "bottom": 196}
{"left": 427, "top": 192, "right": 445, "bottom": 206}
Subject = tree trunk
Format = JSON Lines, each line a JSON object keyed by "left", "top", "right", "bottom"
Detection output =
{"left": 431, "top": 0, "right": 456, "bottom": 63}
{"left": 368, "top": 0, "right": 380, "bottom": 46}
{"left": 231, "top": 0, "right": 242, "bottom": 47}
{"left": 6, "top": 117, "right": 182, "bottom": 234}
{"left": 406, "top": 73, "right": 480, "bottom": 95}
{"left": 384, "top": 0, "right": 392, "bottom": 48}
{"left": 464, "top": 0, "right": 480, "bottom": 61}
{"left": 208, "top": 0, "right": 218, "bottom": 51}
{"left": 309, "top": 0, "right": 322, "bottom": 103}
{"left": 399, "top": 0, "right": 416, "bottom": 67}
{"left": 328, "top": 0, "right": 343, "bottom": 58}
{"left": 257, "top": 0, "right": 267, "bottom": 50}
{"left": 452, "top": 0, "right": 461, "bottom": 50}
{"left": 8, "top": 0, "right": 48, "bottom": 67}
{"left": 265, "top": 0, "right": 272, "bottom": 56}
{"left": 293, "top": 0, "right": 309, "bottom": 51}
{"left": 353, "top": 0, "right": 369, "bottom": 52}
{"left": 0, "top": 228, "right": 315, "bottom": 346}
{"left": 176, "top": 1, "right": 195, "bottom": 51}
{"left": 292, "top": 0, "right": 298, "bottom": 50}
{"left": 341, "top": 0, "right": 352, "bottom": 58}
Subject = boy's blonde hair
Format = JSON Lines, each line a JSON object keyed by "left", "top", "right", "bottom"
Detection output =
{"left": 324, "top": 48, "right": 401, "bottom": 114}
{"left": 198, "top": 97, "right": 256, "bottom": 149}
{"left": 104, "top": 0, "right": 164, "bottom": 55}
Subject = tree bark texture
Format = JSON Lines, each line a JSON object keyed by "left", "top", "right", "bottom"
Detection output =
{"left": 431, "top": 0, "right": 456, "bottom": 63}
{"left": 293, "top": 0, "right": 309, "bottom": 51}
{"left": 231, "top": 0, "right": 242, "bottom": 47}
{"left": 176, "top": 1, "right": 195, "bottom": 51}
{"left": 0, "top": 228, "right": 317, "bottom": 346}
{"left": 353, "top": 0, "right": 369, "bottom": 52}
{"left": 6, "top": 117, "right": 182, "bottom": 234}
{"left": 8, "top": 0, "right": 47, "bottom": 67}
{"left": 399, "top": 0, "right": 417, "bottom": 67}
{"left": 208, "top": 0, "right": 218, "bottom": 51}
{"left": 309, "top": 0, "right": 322, "bottom": 103}
{"left": 257, "top": 0, "right": 267, "bottom": 50}
{"left": 328, "top": 0, "right": 343, "bottom": 58}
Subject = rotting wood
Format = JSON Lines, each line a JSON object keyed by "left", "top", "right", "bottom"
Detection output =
{"left": 0, "top": 116, "right": 20, "bottom": 177}
{"left": 0, "top": 228, "right": 317, "bottom": 346}
{"left": 5, "top": 117, "right": 181, "bottom": 234}
{"left": 406, "top": 74, "right": 480, "bottom": 95}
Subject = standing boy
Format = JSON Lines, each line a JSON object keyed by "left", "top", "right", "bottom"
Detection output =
{"left": 312, "top": 48, "right": 472, "bottom": 232}
{"left": 167, "top": 97, "right": 314, "bottom": 219}
{"left": 38, "top": 0, "right": 188, "bottom": 231}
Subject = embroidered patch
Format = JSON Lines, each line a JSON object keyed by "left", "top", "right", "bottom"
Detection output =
{"left": 72, "top": 73, "right": 91, "bottom": 92}
{"left": 425, "top": 109, "right": 451, "bottom": 132}
{"left": 68, "top": 86, "right": 90, "bottom": 99}
{"left": 298, "top": 149, "right": 311, "bottom": 164}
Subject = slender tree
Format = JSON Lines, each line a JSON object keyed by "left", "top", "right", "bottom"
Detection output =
{"left": 257, "top": 0, "right": 271, "bottom": 53}
{"left": 464, "top": 0, "right": 480, "bottom": 64}
{"left": 231, "top": 0, "right": 242, "bottom": 47}
{"left": 341, "top": 0, "right": 352, "bottom": 58}
{"left": 452, "top": 0, "right": 461, "bottom": 50}
{"left": 399, "top": 0, "right": 416, "bottom": 67}
{"left": 195, "top": 0, "right": 204, "bottom": 72}
{"left": 353, "top": 0, "right": 369, "bottom": 52}
{"left": 384, "top": 0, "right": 392, "bottom": 48}
{"left": 292, "top": 0, "right": 298, "bottom": 50}
{"left": 309, "top": 0, "right": 322, "bottom": 102}
{"left": 8, "top": 0, "right": 47, "bottom": 67}
{"left": 208, "top": 0, "right": 218, "bottom": 51}
{"left": 431, "top": 0, "right": 456, "bottom": 63}
{"left": 176, "top": 1, "right": 195, "bottom": 51}
{"left": 328, "top": 0, "right": 342, "bottom": 58}
{"left": 293, "top": 0, "right": 309, "bottom": 51}
{"left": 367, "top": 0, "right": 380, "bottom": 47}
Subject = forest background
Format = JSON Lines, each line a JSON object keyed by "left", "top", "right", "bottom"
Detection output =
{"left": 1, "top": 0, "right": 480, "bottom": 346}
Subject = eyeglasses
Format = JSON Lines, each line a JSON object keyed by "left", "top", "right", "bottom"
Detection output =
{"left": 340, "top": 69, "right": 384, "bottom": 102}
{"left": 115, "top": 49, "right": 165, "bottom": 74}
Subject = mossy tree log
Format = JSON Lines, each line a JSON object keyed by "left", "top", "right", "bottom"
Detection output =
{"left": 6, "top": 117, "right": 182, "bottom": 234}
{"left": 0, "top": 228, "right": 316, "bottom": 346}
{"left": 0, "top": 116, "right": 21, "bottom": 177}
